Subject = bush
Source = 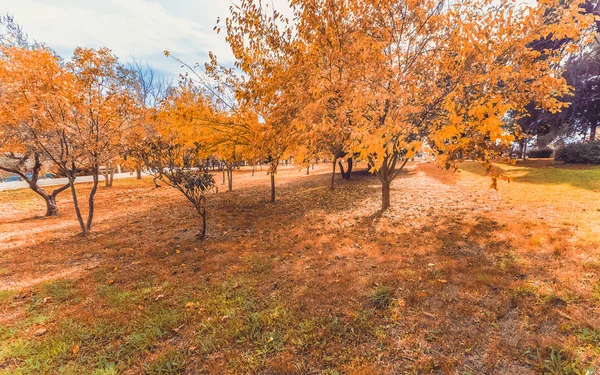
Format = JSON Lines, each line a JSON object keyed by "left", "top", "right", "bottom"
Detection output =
{"left": 555, "top": 141, "right": 600, "bottom": 164}
{"left": 528, "top": 148, "right": 554, "bottom": 158}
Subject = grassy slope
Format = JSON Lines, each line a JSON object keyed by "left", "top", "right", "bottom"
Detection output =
{"left": 0, "top": 161, "right": 599, "bottom": 375}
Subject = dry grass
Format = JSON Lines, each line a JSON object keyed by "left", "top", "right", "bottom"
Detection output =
{"left": 0, "top": 160, "right": 599, "bottom": 374}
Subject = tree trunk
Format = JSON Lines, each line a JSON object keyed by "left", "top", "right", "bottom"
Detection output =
{"left": 222, "top": 167, "right": 225, "bottom": 184}
{"left": 270, "top": 173, "right": 276, "bottom": 203}
{"left": 108, "top": 170, "right": 114, "bottom": 187}
{"left": 590, "top": 123, "right": 597, "bottom": 141}
{"left": 69, "top": 176, "right": 87, "bottom": 235}
{"left": 44, "top": 195, "right": 59, "bottom": 216}
{"left": 338, "top": 161, "right": 347, "bottom": 180}
{"left": 306, "top": 166, "right": 310, "bottom": 175}
{"left": 227, "top": 167, "right": 233, "bottom": 192}
{"left": 103, "top": 170, "right": 110, "bottom": 187}
{"left": 331, "top": 160, "right": 336, "bottom": 190}
{"left": 86, "top": 165, "right": 100, "bottom": 231}
{"left": 199, "top": 208, "right": 207, "bottom": 239}
{"left": 136, "top": 168, "right": 142, "bottom": 179}
{"left": 381, "top": 181, "right": 391, "bottom": 210}
{"left": 346, "top": 158, "right": 353, "bottom": 179}
{"left": 153, "top": 175, "right": 161, "bottom": 188}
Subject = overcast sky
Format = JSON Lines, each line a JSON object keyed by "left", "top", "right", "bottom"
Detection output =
{"left": 2, "top": 0, "right": 245, "bottom": 77}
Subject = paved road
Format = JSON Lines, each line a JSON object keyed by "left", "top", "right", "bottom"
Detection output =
{"left": 0, "top": 172, "right": 150, "bottom": 192}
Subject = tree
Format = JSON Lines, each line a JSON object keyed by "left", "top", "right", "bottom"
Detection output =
{"left": 65, "top": 47, "right": 136, "bottom": 234}
{"left": 128, "top": 59, "right": 173, "bottom": 187}
{"left": 0, "top": 47, "right": 72, "bottom": 216}
{"left": 0, "top": 16, "right": 71, "bottom": 216}
{"left": 561, "top": 45, "right": 600, "bottom": 141}
{"left": 221, "top": 0, "right": 304, "bottom": 201}
{"left": 134, "top": 135, "right": 216, "bottom": 239}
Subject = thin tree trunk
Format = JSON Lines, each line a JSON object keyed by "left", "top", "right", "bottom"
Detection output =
{"left": 109, "top": 170, "right": 114, "bottom": 187}
{"left": 198, "top": 205, "right": 207, "bottom": 239}
{"left": 591, "top": 123, "right": 597, "bottom": 141}
{"left": 331, "top": 160, "right": 336, "bottom": 190}
{"left": 222, "top": 166, "right": 225, "bottom": 184}
{"left": 270, "top": 173, "right": 276, "bottom": 203}
{"left": 69, "top": 175, "right": 86, "bottom": 235}
{"left": 136, "top": 168, "right": 142, "bottom": 179}
{"left": 381, "top": 181, "right": 391, "bottom": 210}
{"left": 153, "top": 175, "right": 161, "bottom": 188}
{"left": 86, "top": 165, "right": 100, "bottom": 231}
{"left": 346, "top": 158, "right": 353, "bottom": 179}
{"left": 338, "top": 161, "right": 347, "bottom": 180}
{"left": 307, "top": 166, "right": 310, "bottom": 175}
{"left": 227, "top": 167, "right": 233, "bottom": 192}
{"left": 103, "top": 170, "right": 110, "bottom": 187}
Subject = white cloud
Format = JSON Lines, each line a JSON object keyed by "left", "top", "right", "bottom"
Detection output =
{"left": 2, "top": 0, "right": 235, "bottom": 76}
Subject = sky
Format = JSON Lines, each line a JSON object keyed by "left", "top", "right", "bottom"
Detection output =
{"left": 1, "top": 0, "right": 243, "bottom": 77}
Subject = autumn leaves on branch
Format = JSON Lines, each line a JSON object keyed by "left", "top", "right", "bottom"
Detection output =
{"left": 0, "top": 0, "right": 597, "bottom": 238}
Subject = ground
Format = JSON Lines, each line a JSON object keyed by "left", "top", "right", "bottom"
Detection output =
{"left": 0, "top": 160, "right": 599, "bottom": 375}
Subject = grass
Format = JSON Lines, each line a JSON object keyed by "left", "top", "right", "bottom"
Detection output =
{"left": 0, "top": 162, "right": 599, "bottom": 374}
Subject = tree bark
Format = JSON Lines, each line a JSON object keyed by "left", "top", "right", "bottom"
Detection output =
{"left": 338, "top": 160, "right": 346, "bottom": 180}
{"left": 346, "top": 157, "right": 353, "bottom": 179}
{"left": 331, "top": 159, "right": 336, "bottom": 190}
{"left": 86, "top": 165, "right": 100, "bottom": 231}
{"left": 590, "top": 123, "right": 597, "bottom": 141}
{"left": 270, "top": 173, "right": 276, "bottom": 203}
{"left": 381, "top": 181, "right": 391, "bottom": 210}
{"left": 44, "top": 195, "right": 59, "bottom": 216}
{"left": 69, "top": 175, "right": 87, "bottom": 236}
{"left": 136, "top": 168, "right": 142, "bottom": 179}
{"left": 103, "top": 170, "right": 110, "bottom": 188}
{"left": 227, "top": 167, "right": 233, "bottom": 192}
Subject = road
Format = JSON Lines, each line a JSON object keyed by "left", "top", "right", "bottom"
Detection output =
{"left": 0, "top": 172, "right": 150, "bottom": 192}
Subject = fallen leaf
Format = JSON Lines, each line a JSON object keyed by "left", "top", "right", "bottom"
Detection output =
{"left": 33, "top": 328, "right": 47, "bottom": 337}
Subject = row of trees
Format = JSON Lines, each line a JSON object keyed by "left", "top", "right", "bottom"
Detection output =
{"left": 1, "top": 1, "right": 597, "bottom": 238}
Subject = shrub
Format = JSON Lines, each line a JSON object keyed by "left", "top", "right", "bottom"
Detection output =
{"left": 368, "top": 285, "right": 393, "bottom": 309}
{"left": 527, "top": 147, "right": 553, "bottom": 158}
{"left": 555, "top": 141, "right": 600, "bottom": 164}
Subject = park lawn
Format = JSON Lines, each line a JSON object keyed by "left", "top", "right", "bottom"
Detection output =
{"left": 0, "top": 161, "right": 599, "bottom": 375}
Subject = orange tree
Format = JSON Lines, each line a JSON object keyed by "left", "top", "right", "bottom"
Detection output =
{"left": 243, "top": 0, "right": 592, "bottom": 209}
{"left": 220, "top": 0, "right": 306, "bottom": 202}
{"left": 66, "top": 47, "right": 136, "bottom": 234}
{"left": 0, "top": 47, "right": 73, "bottom": 216}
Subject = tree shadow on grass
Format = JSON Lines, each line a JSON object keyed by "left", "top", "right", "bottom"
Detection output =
{"left": 2, "top": 164, "right": 593, "bottom": 374}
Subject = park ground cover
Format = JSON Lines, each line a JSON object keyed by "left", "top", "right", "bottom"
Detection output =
{"left": 0, "top": 160, "right": 599, "bottom": 375}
